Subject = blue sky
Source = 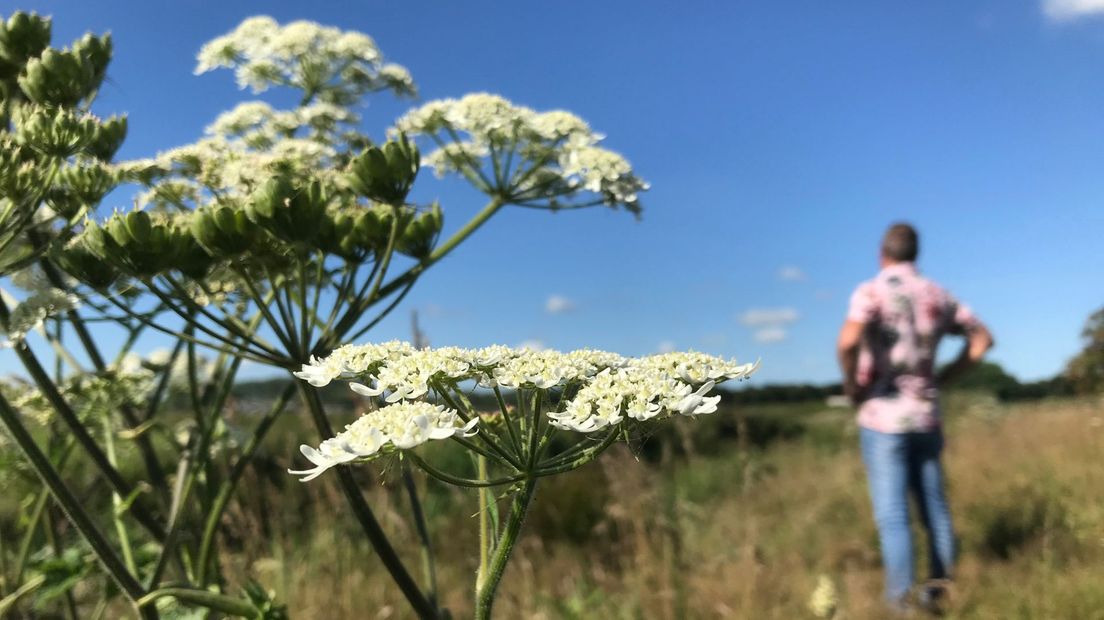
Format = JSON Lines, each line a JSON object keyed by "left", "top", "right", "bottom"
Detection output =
{"left": 10, "top": 0, "right": 1104, "bottom": 383}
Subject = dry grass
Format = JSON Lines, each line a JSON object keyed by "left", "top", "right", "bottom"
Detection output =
{"left": 227, "top": 396, "right": 1104, "bottom": 619}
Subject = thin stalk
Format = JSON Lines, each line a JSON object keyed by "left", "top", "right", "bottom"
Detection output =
{"left": 492, "top": 386, "right": 524, "bottom": 455}
{"left": 29, "top": 235, "right": 170, "bottom": 497}
{"left": 371, "top": 197, "right": 504, "bottom": 304}
{"left": 406, "top": 453, "right": 526, "bottom": 489}
{"left": 157, "top": 275, "right": 288, "bottom": 360}
{"left": 257, "top": 263, "right": 301, "bottom": 357}
{"left": 0, "top": 329, "right": 167, "bottom": 542}
{"left": 535, "top": 431, "right": 619, "bottom": 477}
{"left": 14, "top": 438, "right": 76, "bottom": 585}
{"left": 339, "top": 277, "right": 419, "bottom": 346}
{"left": 42, "top": 507, "right": 81, "bottom": 620}
{"left": 137, "top": 588, "right": 256, "bottom": 617}
{"left": 473, "top": 477, "right": 537, "bottom": 620}
{"left": 96, "top": 294, "right": 282, "bottom": 367}
{"left": 527, "top": 390, "right": 543, "bottom": 468}
{"left": 195, "top": 383, "right": 295, "bottom": 586}
{"left": 0, "top": 394, "right": 151, "bottom": 614}
{"left": 434, "top": 386, "right": 521, "bottom": 470}
{"left": 143, "top": 337, "right": 186, "bottom": 422}
{"left": 103, "top": 412, "right": 138, "bottom": 576}
{"left": 401, "top": 462, "right": 439, "bottom": 611}
{"left": 476, "top": 456, "right": 491, "bottom": 592}
{"left": 0, "top": 574, "right": 46, "bottom": 617}
{"left": 326, "top": 207, "right": 402, "bottom": 343}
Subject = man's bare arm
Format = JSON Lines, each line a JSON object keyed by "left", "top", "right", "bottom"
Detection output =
{"left": 837, "top": 319, "right": 865, "bottom": 404}
{"left": 937, "top": 323, "right": 995, "bottom": 387}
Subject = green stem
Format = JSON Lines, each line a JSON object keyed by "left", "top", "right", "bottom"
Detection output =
{"left": 370, "top": 197, "right": 504, "bottom": 306}
{"left": 407, "top": 453, "right": 526, "bottom": 488}
{"left": 14, "top": 438, "right": 75, "bottom": 586}
{"left": 401, "top": 462, "right": 439, "bottom": 611}
{"left": 29, "top": 233, "right": 170, "bottom": 497}
{"left": 0, "top": 394, "right": 150, "bottom": 612}
{"left": 196, "top": 383, "right": 295, "bottom": 586}
{"left": 493, "top": 386, "right": 523, "bottom": 455}
{"left": 137, "top": 588, "right": 256, "bottom": 617}
{"left": 476, "top": 456, "right": 491, "bottom": 591}
{"left": 473, "top": 477, "right": 537, "bottom": 620}
{"left": 0, "top": 574, "right": 46, "bottom": 617}
{"left": 103, "top": 412, "right": 138, "bottom": 576}
{"left": 0, "top": 299, "right": 167, "bottom": 542}
{"left": 42, "top": 507, "right": 81, "bottom": 620}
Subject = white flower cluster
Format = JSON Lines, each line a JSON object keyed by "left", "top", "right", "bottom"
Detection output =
{"left": 0, "top": 286, "right": 79, "bottom": 347}
{"left": 9, "top": 351, "right": 161, "bottom": 426}
{"left": 294, "top": 342, "right": 758, "bottom": 434}
{"left": 195, "top": 16, "right": 415, "bottom": 99}
{"left": 288, "top": 401, "right": 477, "bottom": 481}
{"left": 205, "top": 101, "right": 357, "bottom": 150}
{"left": 550, "top": 353, "right": 759, "bottom": 433}
{"left": 128, "top": 134, "right": 337, "bottom": 207}
{"left": 392, "top": 93, "right": 649, "bottom": 209}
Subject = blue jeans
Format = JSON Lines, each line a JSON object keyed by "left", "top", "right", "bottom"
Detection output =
{"left": 860, "top": 427, "right": 955, "bottom": 604}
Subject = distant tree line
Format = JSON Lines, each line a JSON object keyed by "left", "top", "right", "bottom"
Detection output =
{"left": 228, "top": 305, "right": 1104, "bottom": 408}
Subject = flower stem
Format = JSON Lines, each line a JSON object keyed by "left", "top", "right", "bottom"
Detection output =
{"left": 0, "top": 393, "right": 152, "bottom": 615}
{"left": 401, "top": 462, "right": 439, "bottom": 612}
{"left": 473, "top": 476, "right": 537, "bottom": 620}
{"left": 196, "top": 383, "right": 295, "bottom": 586}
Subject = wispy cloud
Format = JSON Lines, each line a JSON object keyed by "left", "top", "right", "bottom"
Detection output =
{"left": 738, "top": 307, "right": 800, "bottom": 327}
{"left": 517, "top": 339, "right": 546, "bottom": 351}
{"left": 777, "top": 266, "right": 806, "bottom": 282}
{"left": 738, "top": 307, "right": 800, "bottom": 344}
{"left": 656, "top": 340, "right": 676, "bottom": 353}
{"left": 753, "top": 327, "right": 788, "bottom": 343}
{"left": 1042, "top": 0, "right": 1104, "bottom": 21}
{"left": 545, "top": 294, "right": 576, "bottom": 314}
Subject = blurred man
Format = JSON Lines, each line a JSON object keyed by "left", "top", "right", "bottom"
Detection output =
{"left": 837, "top": 223, "right": 993, "bottom": 614}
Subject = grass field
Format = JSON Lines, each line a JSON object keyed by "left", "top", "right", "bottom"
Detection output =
{"left": 207, "top": 393, "right": 1104, "bottom": 619}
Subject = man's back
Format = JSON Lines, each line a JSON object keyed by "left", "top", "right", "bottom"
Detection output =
{"left": 847, "top": 262, "right": 978, "bottom": 433}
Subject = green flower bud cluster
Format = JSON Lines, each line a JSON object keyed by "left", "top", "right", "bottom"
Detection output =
{"left": 11, "top": 104, "right": 98, "bottom": 158}
{"left": 315, "top": 202, "right": 394, "bottom": 263}
{"left": 53, "top": 235, "right": 118, "bottom": 289}
{"left": 83, "top": 210, "right": 211, "bottom": 279}
{"left": 85, "top": 114, "right": 127, "bottom": 162}
{"left": 345, "top": 136, "right": 419, "bottom": 205}
{"left": 47, "top": 160, "right": 119, "bottom": 219}
{"left": 17, "top": 32, "right": 111, "bottom": 107}
{"left": 191, "top": 203, "right": 259, "bottom": 259}
{"left": 0, "top": 12, "right": 51, "bottom": 102}
{"left": 0, "top": 139, "right": 41, "bottom": 204}
{"left": 247, "top": 177, "right": 329, "bottom": 247}
{"left": 395, "top": 201, "right": 442, "bottom": 259}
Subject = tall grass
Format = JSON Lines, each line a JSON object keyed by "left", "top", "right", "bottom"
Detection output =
{"left": 26, "top": 394, "right": 1098, "bottom": 618}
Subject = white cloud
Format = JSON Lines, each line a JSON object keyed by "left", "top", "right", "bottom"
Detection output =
{"left": 737, "top": 307, "right": 800, "bottom": 327}
{"left": 545, "top": 295, "right": 576, "bottom": 314}
{"left": 777, "top": 266, "right": 806, "bottom": 282}
{"left": 753, "top": 327, "right": 788, "bottom": 343}
{"left": 1043, "top": 0, "right": 1104, "bottom": 21}
{"left": 517, "top": 339, "right": 545, "bottom": 351}
{"left": 657, "top": 340, "right": 676, "bottom": 353}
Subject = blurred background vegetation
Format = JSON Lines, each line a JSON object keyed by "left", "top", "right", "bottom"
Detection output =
{"left": 4, "top": 311, "right": 1100, "bottom": 618}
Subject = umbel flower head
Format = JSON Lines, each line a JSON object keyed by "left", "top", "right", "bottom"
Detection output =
{"left": 289, "top": 401, "right": 477, "bottom": 481}
{"left": 392, "top": 93, "right": 649, "bottom": 214}
{"left": 290, "top": 343, "right": 758, "bottom": 480}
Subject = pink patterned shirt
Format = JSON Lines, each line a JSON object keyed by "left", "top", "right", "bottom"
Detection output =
{"left": 847, "top": 262, "right": 980, "bottom": 433}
